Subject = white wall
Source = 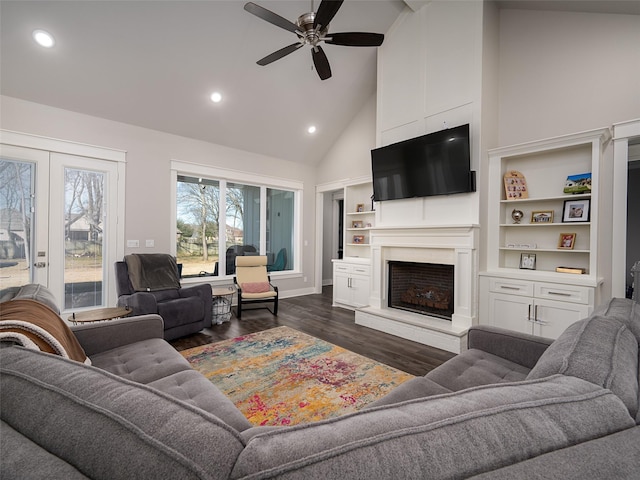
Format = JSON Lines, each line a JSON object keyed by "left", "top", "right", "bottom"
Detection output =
{"left": 498, "top": 9, "right": 640, "bottom": 146}
{"left": 0, "top": 95, "right": 317, "bottom": 295}
{"left": 315, "top": 95, "right": 377, "bottom": 186}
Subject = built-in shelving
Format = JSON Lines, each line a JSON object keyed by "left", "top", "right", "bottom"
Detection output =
{"left": 343, "top": 182, "right": 375, "bottom": 258}
{"left": 479, "top": 127, "right": 613, "bottom": 338}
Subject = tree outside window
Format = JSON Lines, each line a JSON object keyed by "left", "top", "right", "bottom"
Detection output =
{"left": 175, "top": 174, "right": 296, "bottom": 278}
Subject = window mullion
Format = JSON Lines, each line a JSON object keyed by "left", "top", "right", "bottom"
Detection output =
{"left": 260, "top": 186, "right": 267, "bottom": 255}
{"left": 219, "top": 180, "right": 227, "bottom": 277}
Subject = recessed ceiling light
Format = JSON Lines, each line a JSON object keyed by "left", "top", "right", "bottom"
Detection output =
{"left": 33, "top": 29, "right": 55, "bottom": 48}
{"left": 210, "top": 92, "right": 222, "bottom": 103}
{"left": 307, "top": 125, "right": 317, "bottom": 134}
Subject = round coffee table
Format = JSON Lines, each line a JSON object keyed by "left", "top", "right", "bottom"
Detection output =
{"left": 68, "top": 306, "right": 132, "bottom": 324}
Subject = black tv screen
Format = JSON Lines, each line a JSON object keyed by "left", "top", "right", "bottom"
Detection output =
{"left": 371, "top": 124, "right": 473, "bottom": 202}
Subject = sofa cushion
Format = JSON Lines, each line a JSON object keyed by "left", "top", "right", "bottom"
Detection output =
{"left": 593, "top": 297, "right": 640, "bottom": 342}
{"left": 366, "top": 377, "right": 452, "bottom": 407}
{"left": 234, "top": 375, "right": 634, "bottom": 479}
{"left": 426, "top": 348, "right": 531, "bottom": 391}
{"left": 1, "top": 420, "right": 90, "bottom": 480}
{"left": 147, "top": 370, "right": 252, "bottom": 432}
{"left": 0, "top": 346, "right": 245, "bottom": 480}
{"left": 90, "top": 338, "right": 192, "bottom": 384}
{"left": 527, "top": 314, "right": 639, "bottom": 419}
{"left": 469, "top": 426, "right": 640, "bottom": 480}
{"left": 10, "top": 283, "right": 60, "bottom": 314}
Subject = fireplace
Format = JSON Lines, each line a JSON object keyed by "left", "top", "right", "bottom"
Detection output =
{"left": 354, "top": 224, "right": 478, "bottom": 354}
{"left": 388, "top": 261, "right": 454, "bottom": 320}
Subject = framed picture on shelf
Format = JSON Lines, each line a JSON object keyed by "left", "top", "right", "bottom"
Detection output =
{"left": 519, "top": 253, "right": 536, "bottom": 270}
{"left": 356, "top": 203, "right": 365, "bottom": 212}
{"left": 531, "top": 210, "right": 554, "bottom": 223}
{"left": 558, "top": 233, "right": 576, "bottom": 250}
{"left": 351, "top": 221, "right": 363, "bottom": 228}
{"left": 352, "top": 235, "right": 365, "bottom": 244}
{"left": 563, "top": 172, "right": 591, "bottom": 194}
{"left": 503, "top": 170, "right": 529, "bottom": 199}
{"left": 562, "top": 199, "right": 590, "bottom": 222}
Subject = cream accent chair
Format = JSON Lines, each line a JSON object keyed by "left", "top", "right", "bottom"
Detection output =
{"left": 233, "top": 256, "right": 278, "bottom": 319}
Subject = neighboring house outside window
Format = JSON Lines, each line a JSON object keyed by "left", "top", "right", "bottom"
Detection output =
{"left": 172, "top": 164, "right": 300, "bottom": 279}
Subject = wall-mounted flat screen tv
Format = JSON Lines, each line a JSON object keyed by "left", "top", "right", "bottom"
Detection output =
{"left": 371, "top": 124, "right": 474, "bottom": 202}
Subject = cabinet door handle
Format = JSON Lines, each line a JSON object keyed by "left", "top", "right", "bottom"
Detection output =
{"left": 527, "top": 304, "right": 533, "bottom": 322}
{"left": 533, "top": 305, "right": 548, "bottom": 325}
{"left": 548, "top": 291, "right": 571, "bottom": 297}
{"left": 500, "top": 285, "right": 521, "bottom": 291}
{"left": 348, "top": 277, "right": 352, "bottom": 288}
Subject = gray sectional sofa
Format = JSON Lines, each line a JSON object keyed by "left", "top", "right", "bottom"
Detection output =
{"left": 1, "top": 286, "right": 640, "bottom": 479}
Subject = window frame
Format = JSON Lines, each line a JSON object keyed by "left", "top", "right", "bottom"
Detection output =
{"left": 170, "top": 160, "right": 302, "bottom": 283}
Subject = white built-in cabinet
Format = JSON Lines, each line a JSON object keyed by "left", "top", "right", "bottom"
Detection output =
{"left": 332, "top": 259, "right": 371, "bottom": 310}
{"left": 332, "top": 181, "right": 374, "bottom": 309}
{"left": 479, "top": 128, "right": 612, "bottom": 338}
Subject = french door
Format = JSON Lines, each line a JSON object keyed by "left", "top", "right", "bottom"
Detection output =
{"left": 0, "top": 138, "right": 124, "bottom": 312}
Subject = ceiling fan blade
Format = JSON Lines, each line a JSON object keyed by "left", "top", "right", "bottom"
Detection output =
{"left": 314, "top": 0, "right": 344, "bottom": 30}
{"left": 312, "top": 45, "right": 332, "bottom": 80}
{"left": 257, "top": 43, "right": 303, "bottom": 66}
{"left": 244, "top": 2, "right": 299, "bottom": 34}
{"left": 325, "top": 32, "right": 384, "bottom": 47}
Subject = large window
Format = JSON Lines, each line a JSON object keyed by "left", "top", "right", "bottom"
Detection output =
{"left": 174, "top": 168, "right": 299, "bottom": 278}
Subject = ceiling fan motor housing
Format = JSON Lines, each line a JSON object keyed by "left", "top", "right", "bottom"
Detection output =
{"left": 296, "top": 12, "right": 328, "bottom": 47}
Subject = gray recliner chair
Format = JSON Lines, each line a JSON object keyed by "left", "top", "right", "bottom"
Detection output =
{"left": 114, "top": 254, "right": 212, "bottom": 340}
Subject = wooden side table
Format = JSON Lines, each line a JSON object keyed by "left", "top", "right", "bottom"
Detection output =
{"left": 68, "top": 306, "right": 132, "bottom": 325}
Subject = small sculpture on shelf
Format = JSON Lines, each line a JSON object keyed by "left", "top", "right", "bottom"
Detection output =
{"left": 511, "top": 209, "right": 524, "bottom": 224}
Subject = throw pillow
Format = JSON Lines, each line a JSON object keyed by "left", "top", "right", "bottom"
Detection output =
{"left": 242, "top": 282, "right": 271, "bottom": 294}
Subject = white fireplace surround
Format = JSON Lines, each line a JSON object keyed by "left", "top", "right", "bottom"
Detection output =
{"left": 355, "top": 225, "right": 479, "bottom": 353}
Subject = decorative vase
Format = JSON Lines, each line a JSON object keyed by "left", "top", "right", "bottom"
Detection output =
{"left": 511, "top": 209, "right": 524, "bottom": 224}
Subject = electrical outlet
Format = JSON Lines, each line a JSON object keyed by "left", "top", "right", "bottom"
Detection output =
{"left": 145, "top": 239, "right": 154, "bottom": 247}
{"left": 303, "top": 276, "right": 307, "bottom": 283}
{"left": 127, "top": 240, "right": 139, "bottom": 248}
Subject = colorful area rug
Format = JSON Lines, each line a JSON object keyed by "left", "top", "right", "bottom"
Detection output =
{"left": 180, "top": 326, "right": 414, "bottom": 426}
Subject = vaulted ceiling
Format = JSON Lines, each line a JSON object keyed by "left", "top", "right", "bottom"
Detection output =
{"left": 0, "top": 0, "right": 405, "bottom": 165}
{"left": 2, "top": 1, "right": 637, "bottom": 166}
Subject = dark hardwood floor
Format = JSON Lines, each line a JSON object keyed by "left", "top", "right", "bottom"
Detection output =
{"left": 170, "top": 286, "right": 456, "bottom": 376}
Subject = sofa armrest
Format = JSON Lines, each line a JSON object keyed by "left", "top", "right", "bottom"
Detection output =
{"left": 71, "top": 314, "right": 164, "bottom": 356}
{"left": 116, "top": 292, "right": 158, "bottom": 315}
{"left": 467, "top": 325, "right": 554, "bottom": 370}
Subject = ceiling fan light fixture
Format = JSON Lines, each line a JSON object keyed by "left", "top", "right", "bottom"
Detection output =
{"left": 33, "top": 29, "right": 55, "bottom": 48}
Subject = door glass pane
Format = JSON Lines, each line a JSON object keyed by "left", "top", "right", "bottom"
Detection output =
{"left": 225, "top": 182, "right": 260, "bottom": 276}
{"left": 0, "top": 159, "right": 34, "bottom": 288}
{"left": 266, "top": 188, "right": 294, "bottom": 271}
{"left": 64, "top": 168, "right": 104, "bottom": 309}
{"left": 176, "top": 175, "right": 220, "bottom": 277}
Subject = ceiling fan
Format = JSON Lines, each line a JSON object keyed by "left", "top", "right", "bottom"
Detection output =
{"left": 244, "top": 0, "right": 384, "bottom": 80}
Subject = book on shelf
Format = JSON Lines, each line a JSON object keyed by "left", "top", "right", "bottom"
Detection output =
{"left": 555, "top": 266, "right": 586, "bottom": 274}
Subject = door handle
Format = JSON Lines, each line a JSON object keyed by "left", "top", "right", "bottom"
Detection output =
{"left": 33, "top": 262, "right": 47, "bottom": 268}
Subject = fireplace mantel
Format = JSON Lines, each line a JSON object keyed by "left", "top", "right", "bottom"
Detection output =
{"left": 355, "top": 224, "right": 479, "bottom": 353}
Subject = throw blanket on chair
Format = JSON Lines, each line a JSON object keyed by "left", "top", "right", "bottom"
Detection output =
{"left": 0, "top": 299, "right": 90, "bottom": 364}
{"left": 125, "top": 253, "right": 181, "bottom": 292}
